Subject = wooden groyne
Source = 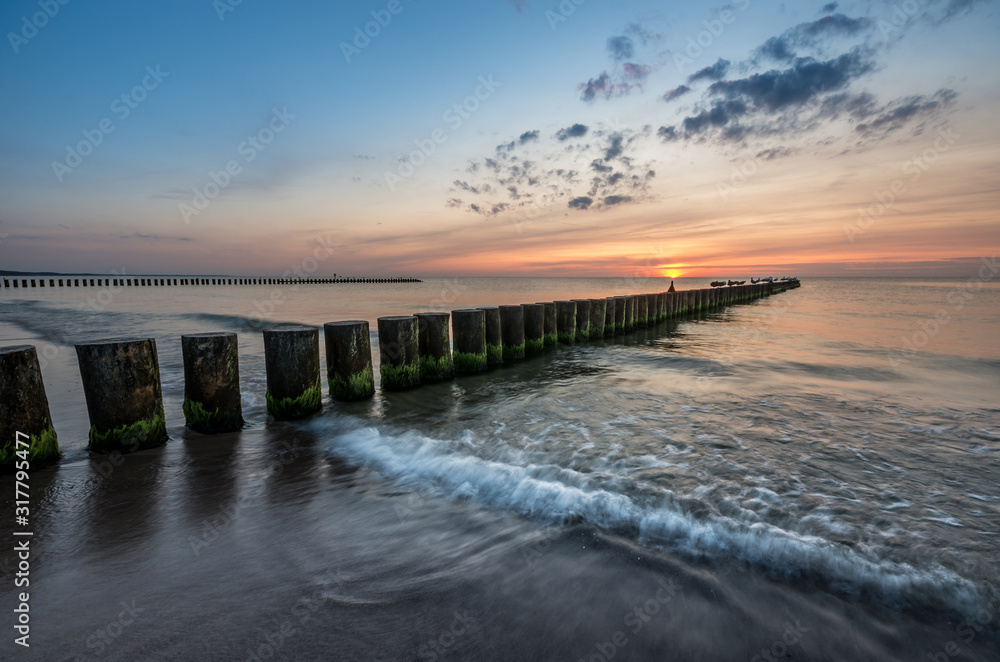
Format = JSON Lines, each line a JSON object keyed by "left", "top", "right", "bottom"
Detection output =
{"left": 0, "top": 276, "right": 422, "bottom": 289}
{"left": 0, "top": 280, "right": 800, "bottom": 471}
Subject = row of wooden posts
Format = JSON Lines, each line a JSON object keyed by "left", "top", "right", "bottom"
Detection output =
{"left": 0, "top": 276, "right": 421, "bottom": 288}
{"left": 0, "top": 282, "right": 799, "bottom": 472}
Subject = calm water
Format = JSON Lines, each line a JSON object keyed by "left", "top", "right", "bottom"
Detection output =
{"left": 1, "top": 276, "right": 998, "bottom": 661}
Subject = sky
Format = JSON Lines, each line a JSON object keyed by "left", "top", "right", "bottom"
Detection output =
{"left": 0, "top": 0, "right": 997, "bottom": 278}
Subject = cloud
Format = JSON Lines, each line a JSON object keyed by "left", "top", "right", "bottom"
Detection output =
{"left": 508, "top": 0, "right": 529, "bottom": 14}
{"left": 607, "top": 36, "right": 635, "bottom": 62}
{"left": 821, "top": 2, "right": 838, "bottom": 12}
{"left": 688, "top": 58, "right": 731, "bottom": 83}
{"left": 662, "top": 85, "right": 692, "bottom": 102}
{"left": 568, "top": 196, "right": 593, "bottom": 209}
{"left": 556, "top": 123, "right": 589, "bottom": 141}
{"left": 602, "top": 195, "right": 633, "bottom": 206}
{"left": 754, "top": 13, "right": 873, "bottom": 62}
{"left": 625, "top": 21, "right": 662, "bottom": 45}
{"left": 518, "top": 130, "right": 540, "bottom": 144}
{"left": 657, "top": 125, "right": 678, "bottom": 141}
{"left": 855, "top": 89, "right": 957, "bottom": 137}
{"left": 755, "top": 146, "right": 795, "bottom": 160}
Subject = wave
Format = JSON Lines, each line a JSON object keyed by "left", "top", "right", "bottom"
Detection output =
{"left": 312, "top": 417, "right": 994, "bottom": 622}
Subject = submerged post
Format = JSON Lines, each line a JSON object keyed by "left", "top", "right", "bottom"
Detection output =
{"left": 538, "top": 302, "right": 557, "bottom": 347}
{"left": 452, "top": 309, "right": 488, "bottom": 374}
{"left": 323, "top": 321, "right": 375, "bottom": 400}
{"left": 0, "top": 345, "right": 60, "bottom": 471}
{"left": 415, "top": 312, "right": 454, "bottom": 382}
{"left": 181, "top": 332, "right": 244, "bottom": 433}
{"left": 263, "top": 326, "right": 321, "bottom": 420}
{"left": 478, "top": 306, "right": 504, "bottom": 367}
{"left": 555, "top": 300, "right": 576, "bottom": 344}
{"left": 604, "top": 297, "right": 617, "bottom": 337}
{"left": 522, "top": 303, "right": 545, "bottom": 355}
{"left": 571, "top": 299, "right": 590, "bottom": 341}
{"left": 499, "top": 304, "right": 526, "bottom": 360}
{"left": 75, "top": 338, "right": 168, "bottom": 452}
{"left": 588, "top": 298, "right": 606, "bottom": 339}
{"left": 377, "top": 316, "right": 421, "bottom": 389}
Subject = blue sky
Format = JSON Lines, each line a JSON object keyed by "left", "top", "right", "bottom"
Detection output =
{"left": 1, "top": 0, "right": 997, "bottom": 276}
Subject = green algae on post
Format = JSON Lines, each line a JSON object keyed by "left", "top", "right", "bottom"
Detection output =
{"left": 555, "top": 300, "right": 576, "bottom": 344}
{"left": 522, "top": 303, "right": 545, "bottom": 356}
{"left": 75, "top": 337, "right": 168, "bottom": 453}
{"left": 377, "top": 315, "right": 421, "bottom": 390}
{"left": 499, "top": 305, "right": 526, "bottom": 360}
{"left": 478, "top": 307, "right": 504, "bottom": 367}
{"left": 324, "top": 320, "right": 375, "bottom": 401}
{"left": 182, "top": 332, "right": 244, "bottom": 433}
{"left": 452, "top": 309, "right": 489, "bottom": 374}
{"left": 0, "top": 345, "right": 61, "bottom": 472}
{"left": 453, "top": 350, "right": 487, "bottom": 373}
{"left": 486, "top": 343, "right": 504, "bottom": 365}
{"left": 263, "top": 326, "right": 322, "bottom": 420}
{"left": 415, "top": 312, "right": 454, "bottom": 382}
{"left": 380, "top": 361, "right": 420, "bottom": 390}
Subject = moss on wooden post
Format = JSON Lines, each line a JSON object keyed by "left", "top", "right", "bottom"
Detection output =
{"left": 499, "top": 305, "right": 526, "bottom": 360}
{"left": 377, "top": 316, "right": 421, "bottom": 389}
{"left": 452, "top": 309, "right": 488, "bottom": 374}
{"left": 587, "top": 298, "right": 606, "bottom": 339}
{"left": 624, "top": 296, "right": 636, "bottom": 332}
{"left": 323, "top": 321, "right": 375, "bottom": 401}
{"left": 538, "top": 302, "right": 557, "bottom": 347}
{"left": 263, "top": 326, "right": 322, "bottom": 420}
{"left": 555, "top": 300, "right": 576, "bottom": 344}
{"left": 181, "top": 332, "right": 245, "bottom": 433}
{"left": 477, "top": 306, "right": 504, "bottom": 367}
{"left": 75, "top": 338, "right": 168, "bottom": 452}
{"left": 415, "top": 312, "right": 454, "bottom": 382}
{"left": 571, "top": 299, "right": 590, "bottom": 341}
{"left": 604, "top": 297, "right": 617, "bottom": 337}
{"left": 521, "top": 303, "right": 545, "bottom": 355}
{"left": 0, "top": 345, "right": 60, "bottom": 471}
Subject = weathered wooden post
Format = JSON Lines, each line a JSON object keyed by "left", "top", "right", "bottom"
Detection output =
{"left": 76, "top": 338, "right": 168, "bottom": 452}
{"left": 588, "top": 298, "right": 606, "bottom": 339}
{"left": 452, "top": 309, "right": 488, "bottom": 373}
{"left": 377, "top": 316, "right": 421, "bottom": 389}
{"left": 604, "top": 297, "right": 616, "bottom": 337}
{"left": 635, "top": 295, "right": 648, "bottom": 328}
{"left": 263, "top": 326, "right": 321, "bottom": 419}
{"left": 522, "top": 304, "right": 545, "bottom": 355}
{"left": 414, "top": 312, "right": 454, "bottom": 382}
{"left": 623, "top": 296, "right": 636, "bottom": 332}
{"left": 323, "top": 321, "right": 375, "bottom": 400}
{"left": 538, "top": 302, "right": 558, "bottom": 347}
{"left": 499, "top": 305, "right": 526, "bottom": 360}
{"left": 0, "top": 346, "right": 60, "bottom": 471}
{"left": 555, "top": 300, "right": 576, "bottom": 344}
{"left": 571, "top": 299, "right": 590, "bottom": 341}
{"left": 646, "top": 294, "right": 659, "bottom": 325}
{"left": 181, "top": 332, "right": 244, "bottom": 433}
{"left": 613, "top": 296, "right": 626, "bottom": 335}
{"left": 478, "top": 306, "right": 504, "bottom": 367}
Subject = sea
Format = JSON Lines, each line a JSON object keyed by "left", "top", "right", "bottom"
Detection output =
{"left": 0, "top": 275, "right": 998, "bottom": 661}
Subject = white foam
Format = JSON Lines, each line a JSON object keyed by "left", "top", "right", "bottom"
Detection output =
{"left": 314, "top": 419, "right": 988, "bottom": 617}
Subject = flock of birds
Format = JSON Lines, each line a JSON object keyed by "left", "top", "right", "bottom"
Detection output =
{"left": 709, "top": 276, "right": 800, "bottom": 287}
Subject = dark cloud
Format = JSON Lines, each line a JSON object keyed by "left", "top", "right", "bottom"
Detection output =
{"left": 352, "top": 153, "right": 374, "bottom": 160}
{"left": 622, "top": 62, "right": 652, "bottom": 81}
{"left": 754, "top": 14, "right": 873, "bottom": 62}
{"left": 518, "top": 130, "right": 540, "bottom": 144}
{"left": 855, "top": 89, "right": 957, "bottom": 137}
{"left": 602, "top": 195, "right": 633, "bottom": 206}
{"left": 821, "top": 2, "right": 838, "bottom": 12}
{"left": 708, "top": 50, "right": 874, "bottom": 112}
{"left": 662, "top": 85, "right": 692, "bottom": 102}
{"left": 625, "top": 21, "right": 662, "bottom": 45}
{"left": 445, "top": 198, "right": 463, "bottom": 208}
{"left": 556, "top": 124, "right": 589, "bottom": 141}
{"left": 755, "top": 146, "right": 795, "bottom": 160}
{"left": 607, "top": 36, "right": 635, "bottom": 62}
{"left": 657, "top": 125, "right": 678, "bottom": 141}
{"left": 568, "top": 197, "right": 593, "bottom": 209}
{"left": 681, "top": 100, "right": 749, "bottom": 134}
{"left": 603, "top": 134, "right": 624, "bottom": 160}
{"left": 688, "top": 59, "right": 730, "bottom": 83}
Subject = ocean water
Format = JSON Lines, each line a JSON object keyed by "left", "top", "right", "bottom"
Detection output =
{"left": 1, "top": 276, "right": 998, "bottom": 661}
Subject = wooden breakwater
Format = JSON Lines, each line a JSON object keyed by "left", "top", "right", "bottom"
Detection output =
{"left": 0, "top": 276, "right": 421, "bottom": 289}
{"left": 0, "top": 281, "right": 800, "bottom": 471}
